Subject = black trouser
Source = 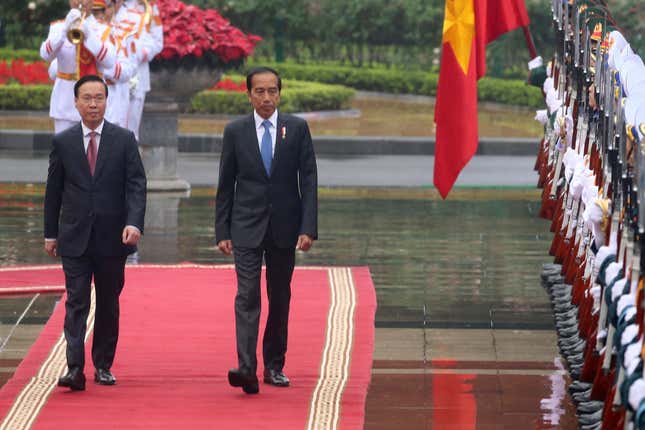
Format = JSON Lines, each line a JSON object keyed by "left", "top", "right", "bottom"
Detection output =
{"left": 61, "top": 253, "right": 126, "bottom": 371}
{"left": 233, "top": 233, "right": 295, "bottom": 374}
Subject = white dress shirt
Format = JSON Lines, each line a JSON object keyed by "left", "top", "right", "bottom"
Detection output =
{"left": 254, "top": 110, "right": 278, "bottom": 157}
{"left": 81, "top": 120, "right": 104, "bottom": 153}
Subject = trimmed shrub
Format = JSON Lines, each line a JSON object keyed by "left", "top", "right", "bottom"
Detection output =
{"left": 191, "top": 90, "right": 250, "bottom": 115}
{"left": 0, "top": 78, "right": 354, "bottom": 114}
{"left": 246, "top": 61, "right": 542, "bottom": 107}
{"left": 0, "top": 48, "right": 42, "bottom": 63}
{"left": 0, "top": 84, "right": 51, "bottom": 110}
{"left": 0, "top": 52, "right": 544, "bottom": 110}
{"left": 477, "top": 77, "right": 544, "bottom": 108}
{"left": 191, "top": 77, "right": 355, "bottom": 114}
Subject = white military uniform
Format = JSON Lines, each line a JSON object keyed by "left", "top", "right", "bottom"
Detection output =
{"left": 101, "top": 22, "right": 140, "bottom": 127}
{"left": 121, "top": 0, "right": 163, "bottom": 140}
{"left": 40, "top": 13, "right": 116, "bottom": 133}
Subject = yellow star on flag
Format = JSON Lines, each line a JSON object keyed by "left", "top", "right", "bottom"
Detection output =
{"left": 442, "top": 0, "right": 475, "bottom": 75}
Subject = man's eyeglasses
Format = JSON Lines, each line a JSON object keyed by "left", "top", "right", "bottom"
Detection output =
{"left": 78, "top": 95, "right": 106, "bottom": 104}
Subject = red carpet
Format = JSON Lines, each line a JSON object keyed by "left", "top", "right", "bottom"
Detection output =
{"left": 0, "top": 264, "right": 376, "bottom": 429}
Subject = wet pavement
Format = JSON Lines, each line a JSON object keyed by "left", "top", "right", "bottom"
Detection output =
{"left": 0, "top": 177, "right": 577, "bottom": 429}
{"left": 0, "top": 151, "right": 538, "bottom": 187}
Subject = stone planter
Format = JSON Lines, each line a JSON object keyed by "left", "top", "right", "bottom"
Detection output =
{"left": 140, "top": 63, "right": 222, "bottom": 192}
{"left": 148, "top": 62, "right": 223, "bottom": 108}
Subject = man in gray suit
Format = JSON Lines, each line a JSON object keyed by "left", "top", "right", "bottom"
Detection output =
{"left": 215, "top": 66, "right": 318, "bottom": 395}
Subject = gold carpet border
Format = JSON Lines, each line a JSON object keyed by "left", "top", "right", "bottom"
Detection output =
{"left": 0, "top": 264, "right": 355, "bottom": 272}
{"left": 0, "top": 289, "right": 97, "bottom": 430}
{"left": 307, "top": 267, "right": 357, "bottom": 430}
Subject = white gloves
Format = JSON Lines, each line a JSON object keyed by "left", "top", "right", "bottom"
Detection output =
{"left": 64, "top": 9, "right": 82, "bottom": 31}
{"left": 534, "top": 109, "right": 548, "bottom": 125}
{"left": 129, "top": 75, "right": 139, "bottom": 96}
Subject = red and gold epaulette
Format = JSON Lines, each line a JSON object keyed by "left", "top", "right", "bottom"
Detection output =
{"left": 600, "top": 34, "right": 610, "bottom": 53}
{"left": 591, "top": 22, "right": 603, "bottom": 42}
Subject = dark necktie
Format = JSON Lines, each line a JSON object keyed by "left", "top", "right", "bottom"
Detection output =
{"left": 87, "top": 131, "right": 97, "bottom": 176}
{"left": 260, "top": 120, "right": 272, "bottom": 175}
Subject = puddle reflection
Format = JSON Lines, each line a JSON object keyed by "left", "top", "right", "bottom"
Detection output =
{"left": 0, "top": 185, "right": 555, "bottom": 328}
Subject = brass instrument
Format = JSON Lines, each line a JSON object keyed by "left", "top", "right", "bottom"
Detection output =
{"left": 141, "top": 0, "right": 152, "bottom": 26}
{"left": 67, "top": 6, "right": 87, "bottom": 45}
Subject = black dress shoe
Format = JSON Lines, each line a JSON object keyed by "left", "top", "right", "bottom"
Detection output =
{"left": 58, "top": 367, "right": 86, "bottom": 391}
{"left": 263, "top": 369, "right": 290, "bottom": 387}
{"left": 228, "top": 368, "right": 259, "bottom": 394}
{"left": 569, "top": 381, "right": 592, "bottom": 393}
{"left": 94, "top": 368, "right": 116, "bottom": 385}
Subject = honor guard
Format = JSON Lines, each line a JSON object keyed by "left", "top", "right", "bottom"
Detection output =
{"left": 40, "top": 0, "right": 116, "bottom": 133}
{"left": 88, "top": 0, "right": 138, "bottom": 126}
{"left": 96, "top": 0, "right": 139, "bottom": 127}
{"left": 120, "top": 0, "right": 163, "bottom": 140}
{"left": 537, "top": 1, "right": 645, "bottom": 427}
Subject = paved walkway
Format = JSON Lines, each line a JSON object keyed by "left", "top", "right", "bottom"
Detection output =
{"left": 0, "top": 151, "right": 538, "bottom": 188}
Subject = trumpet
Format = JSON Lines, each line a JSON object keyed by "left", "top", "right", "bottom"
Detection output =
{"left": 141, "top": 0, "right": 152, "bottom": 26}
{"left": 67, "top": 5, "right": 87, "bottom": 45}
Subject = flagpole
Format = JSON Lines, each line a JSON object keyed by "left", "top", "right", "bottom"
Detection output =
{"left": 522, "top": 25, "right": 538, "bottom": 58}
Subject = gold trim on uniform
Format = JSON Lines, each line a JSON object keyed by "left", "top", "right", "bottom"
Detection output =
{"left": 56, "top": 71, "right": 76, "bottom": 81}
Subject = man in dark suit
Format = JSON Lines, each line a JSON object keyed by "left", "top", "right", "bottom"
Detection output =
{"left": 44, "top": 74, "right": 146, "bottom": 391}
{"left": 215, "top": 66, "right": 318, "bottom": 395}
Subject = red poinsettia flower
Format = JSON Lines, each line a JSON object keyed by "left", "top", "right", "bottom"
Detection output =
{"left": 155, "top": 0, "right": 262, "bottom": 64}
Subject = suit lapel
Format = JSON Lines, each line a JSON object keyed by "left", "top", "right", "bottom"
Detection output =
{"left": 72, "top": 123, "right": 92, "bottom": 180}
{"left": 270, "top": 114, "right": 287, "bottom": 177}
{"left": 93, "top": 120, "right": 112, "bottom": 181}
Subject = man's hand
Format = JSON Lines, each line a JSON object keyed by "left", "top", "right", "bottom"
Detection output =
{"left": 217, "top": 240, "right": 233, "bottom": 255}
{"left": 44, "top": 240, "right": 57, "bottom": 257}
{"left": 122, "top": 226, "right": 141, "bottom": 246}
{"left": 296, "top": 234, "right": 313, "bottom": 252}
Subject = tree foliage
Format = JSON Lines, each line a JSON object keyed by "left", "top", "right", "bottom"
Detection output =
{"left": 0, "top": 0, "right": 68, "bottom": 48}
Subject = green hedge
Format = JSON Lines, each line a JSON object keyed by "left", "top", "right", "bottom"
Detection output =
{"left": 477, "top": 77, "right": 544, "bottom": 108}
{"left": 191, "top": 77, "right": 355, "bottom": 115}
{"left": 0, "top": 48, "right": 42, "bottom": 62}
{"left": 246, "top": 62, "right": 433, "bottom": 95}
{"left": 246, "top": 62, "right": 543, "bottom": 108}
{"left": 0, "top": 79, "right": 355, "bottom": 114}
{"left": 0, "top": 84, "right": 51, "bottom": 110}
{"left": 0, "top": 51, "right": 543, "bottom": 109}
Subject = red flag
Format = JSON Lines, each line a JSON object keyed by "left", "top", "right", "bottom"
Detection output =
{"left": 434, "top": 0, "right": 529, "bottom": 198}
